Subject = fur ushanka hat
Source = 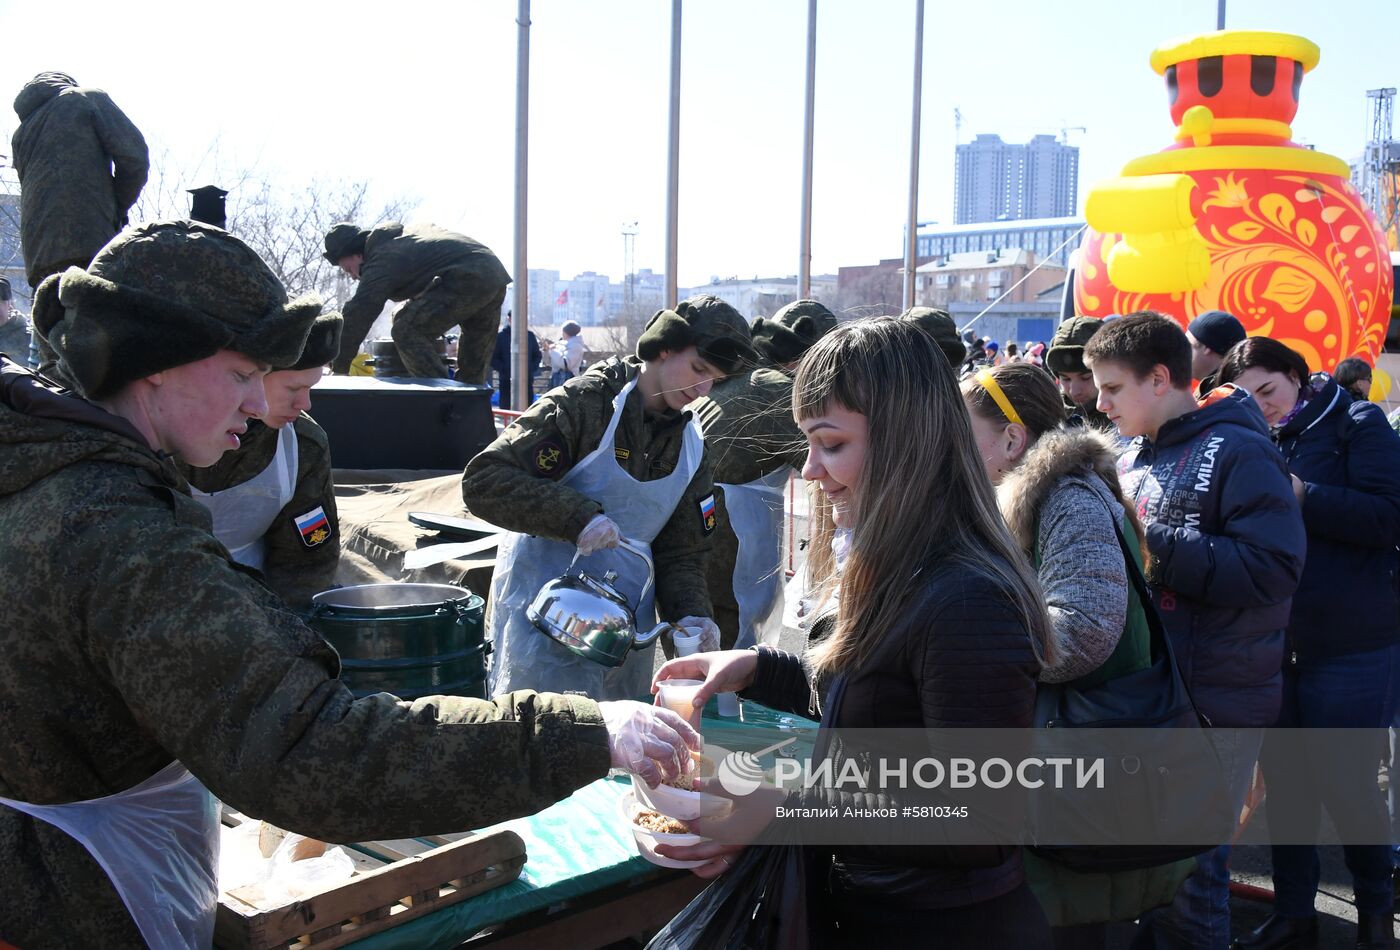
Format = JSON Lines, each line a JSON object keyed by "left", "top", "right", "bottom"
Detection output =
{"left": 750, "top": 299, "right": 837, "bottom": 367}
{"left": 636, "top": 294, "right": 757, "bottom": 376}
{"left": 323, "top": 223, "right": 369, "bottom": 264}
{"left": 33, "top": 220, "right": 322, "bottom": 399}
{"left": 286, "top": 313, "right": 344, "bottom": 371}
{"left": 899, "top": 306, "right": 965, "bottom": 367}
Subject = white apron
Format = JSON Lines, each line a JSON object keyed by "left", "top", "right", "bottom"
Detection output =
{"left": 190, "top": 424, "right": 298, "bottom": 571}
{"left": 488, "top": 376, "right": 704, "bottom": 700}
{"left": 718, "top": 466, "right": 792, "bottom": 649}
{"left": 0, "top": 761, "right": 221, "bottom": 949}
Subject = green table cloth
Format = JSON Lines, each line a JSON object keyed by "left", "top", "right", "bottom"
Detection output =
{"left": 347, "top": 699, "right": 817, "bottom": 948}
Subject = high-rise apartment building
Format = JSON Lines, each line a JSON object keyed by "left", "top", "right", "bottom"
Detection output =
{"left": 954, "top": 134, "right": 1079, "bottom": 224}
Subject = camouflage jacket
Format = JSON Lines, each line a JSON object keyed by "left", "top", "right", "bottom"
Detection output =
{"left": 0, "top": 318, "right": 30, "bottom": 364}
{"left": 0, "top": 359, "right": 609, "bottom": 949}
{"left": 690, "top": 367, "right": 803, "bottom": 645}
{"left": 691, "top": 366, "right": 805, "bottom": 485}
{"left": 179, "top": 414, "right": 341, "bottom": 609}
{"left": 337, "top": 223, "right": 511, "bottom": 373}
{"left": 11, "top": 74, "right": 148, "bottom": 284}
{"left": 462, "top": 356, "right": 715, "bottom": 620}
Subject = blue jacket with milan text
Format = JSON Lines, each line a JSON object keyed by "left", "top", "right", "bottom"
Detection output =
{"left": 1118, "top": 388, "right": 1305, "bottom": 727}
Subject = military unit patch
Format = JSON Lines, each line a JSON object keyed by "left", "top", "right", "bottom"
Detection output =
{"left": 532, "top": 437, "right": 568, "bottom": 477}
{"left": 698, "top": 493, "right": 717, "bottom": 534}
{"left": 294, "top": 506, "right": 331, "bottom": 548}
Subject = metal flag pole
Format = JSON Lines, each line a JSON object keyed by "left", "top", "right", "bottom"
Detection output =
{"left": 798, "top": 0, "right": 817, "bottom": 299}
{"left": 511, "top": 0, "right": 531, "bottom": 411}
{"left": 665, "top": 0, "right": 682, "bottom": 306}
{"left": 1216, "top": 0, "right": 1226, "bottom": 30}
{"left": 903, "top": 0, "right": 925, "bottom": 311}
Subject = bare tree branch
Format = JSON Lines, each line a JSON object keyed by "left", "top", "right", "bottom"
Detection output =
{"left": 133, "top": 137, "right": 415, "bottom": 307}
{"left": 230, "top": 178, "right": 415, "bottom": 307}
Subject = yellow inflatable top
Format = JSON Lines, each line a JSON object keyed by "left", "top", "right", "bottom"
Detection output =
{"left": 1149, "top": 30, "right": 1320, "bottom": 76}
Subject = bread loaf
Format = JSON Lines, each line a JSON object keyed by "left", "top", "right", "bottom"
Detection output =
{"left": 288, "top": 836, "right": 328, "bottom": 861}
{"left": 257, "top": 821, "right": 287, "bottom": 859}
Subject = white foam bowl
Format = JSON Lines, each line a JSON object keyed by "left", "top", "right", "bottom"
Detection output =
{"left": 632, "top": 745, "right": 733, "bottom": 821}
{"left": 634, "top": 777, "right": 732, "bottom": 822}
{"left": 619, "top": 791, "right": 711, "bottom": 869}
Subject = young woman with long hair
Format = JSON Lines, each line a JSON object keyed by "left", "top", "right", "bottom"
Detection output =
{"left": 654, "top": 317, "right": 1055, "bottom": 947}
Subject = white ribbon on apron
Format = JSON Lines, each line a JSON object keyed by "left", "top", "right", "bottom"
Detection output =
{"left": 190, "top": 424, "right": 299, "bottom": 571}
{"left": 717, "top": 466, "right": 792, "bottom": 649}
{"left": 0, "top": 761, "right": 220, "bottom": 949}
{"left": 487, "top": 376, "right": 704, "bottom": 701}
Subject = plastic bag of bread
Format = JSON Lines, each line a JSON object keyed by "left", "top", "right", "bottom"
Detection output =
{"left": 258, "top": 821, "right": 327, "bottom": 861}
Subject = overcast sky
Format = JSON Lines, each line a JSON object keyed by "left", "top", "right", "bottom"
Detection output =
{"left": 1, "top": 0, "right": 1395, "bottom": 287}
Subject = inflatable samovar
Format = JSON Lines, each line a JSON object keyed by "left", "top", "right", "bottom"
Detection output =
{"left": 1075, "top": 30, "right": 1394, "bottom": 382}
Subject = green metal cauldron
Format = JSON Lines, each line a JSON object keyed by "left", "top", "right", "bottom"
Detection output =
{"left": 310, "top": 583, "right": 488, "bottom": 700}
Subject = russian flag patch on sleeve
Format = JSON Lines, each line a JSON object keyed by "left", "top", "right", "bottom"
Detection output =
{"left": 294, "top": 506, "right": 331, "bottom": 548}
{"left": 698, "top": 494, "right": 717, "bottom": 534}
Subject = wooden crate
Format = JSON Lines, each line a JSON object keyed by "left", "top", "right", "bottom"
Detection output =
{"left": 215, "top": 810, "right": 527, "bottom": 950}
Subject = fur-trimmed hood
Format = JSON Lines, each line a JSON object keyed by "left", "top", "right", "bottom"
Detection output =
{"left": 997, "top": 424, "right": 1139, "bottom": 557}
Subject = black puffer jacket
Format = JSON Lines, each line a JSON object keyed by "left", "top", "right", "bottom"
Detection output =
{"left": 1117, "top": 388, "right": 1305, "bottom": 727}
{"left": 11, "top": 73, "right": 148, "bottom": 285}
{"left": 1274, "top": 375, "right": 1400, "bottom": 662}
{"left": 742, "top": 558, "right": 1042, "bottom": 911}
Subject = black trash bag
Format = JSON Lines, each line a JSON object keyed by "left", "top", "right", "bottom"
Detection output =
{"left": 645, "top": 845, "right": 814, "bottom": 950}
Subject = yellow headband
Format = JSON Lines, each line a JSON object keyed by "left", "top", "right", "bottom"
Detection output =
{"left": 976, "top": 369, "right": 1023, "bottom": 426}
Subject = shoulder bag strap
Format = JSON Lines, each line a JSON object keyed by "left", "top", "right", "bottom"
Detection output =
{"left": 1107, "top": 514, "right": 1212, "bottom": 727}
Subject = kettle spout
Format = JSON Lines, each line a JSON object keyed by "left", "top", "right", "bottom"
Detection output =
{"left": 633, "top": 621, "right": 674, "bottom": 649}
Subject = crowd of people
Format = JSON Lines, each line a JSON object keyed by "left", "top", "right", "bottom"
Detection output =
{"left": 1, "top": 68, "right": 1399, "bottom": 950}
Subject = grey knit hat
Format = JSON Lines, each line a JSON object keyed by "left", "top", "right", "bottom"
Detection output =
{"left": 33, "top": 220, "right": 322, "bottom": 399}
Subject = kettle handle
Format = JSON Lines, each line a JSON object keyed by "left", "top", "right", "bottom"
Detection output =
{"left": 616, "top": 537, "right": 655, "bottom": 613}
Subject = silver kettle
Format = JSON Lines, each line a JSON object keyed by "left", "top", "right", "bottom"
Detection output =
{"left": 526, "top": 538, "right": 673, "bottom": 667}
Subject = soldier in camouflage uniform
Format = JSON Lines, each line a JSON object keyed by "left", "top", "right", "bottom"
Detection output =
{"left": 180, "top": 313, "right": 344, "bottom": 609}
{"left": 0, "top": 221, "right": 697, "bottom": 949}
{"left": 12, "top": 71, "right": 148, "bottom": 367}
{"left": 324, "top": 221, "right": 511, "bottom": 382}
{"left": 900, "top": 306, "right": 968, "bottom": 370}
{"left": 0, "top": 277, "right": 30, "bottom": 362}
{"left": 1046, "top": 316, "right": 1116, "bottom": 433}
{"left": 463, "top": 295, "right": 756, "bottom": 700}
{"left": 691, "top": 300, "right": 836, "bottom": 649}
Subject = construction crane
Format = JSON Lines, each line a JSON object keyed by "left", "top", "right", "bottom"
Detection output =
{"left": 954, "top": 107, "right": 963, "bottom": 145}
{"left": 1058, "top": 125, "right": 1086, "bottom": 146}
{"left": 621, "top": 221, "right": 639, "bottom": 307}
{"left": 1360, "top": 88, "right": 1400, "bottom": 237}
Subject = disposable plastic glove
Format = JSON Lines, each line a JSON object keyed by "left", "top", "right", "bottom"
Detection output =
{"left": 676, "top": 616, "right": 721, "bottom": 653}
{"left": 576, "top": 514, "right": 621, "bottom": 555}
{"left": 598, "top": 700, "right": 702, "bottom": 788}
